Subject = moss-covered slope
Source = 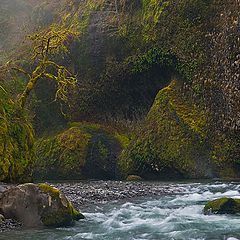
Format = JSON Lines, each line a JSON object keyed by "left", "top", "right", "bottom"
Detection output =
{"left": 1, "top": 0, "right": 240, "bottom": 181}
{"left": 34, "top": 122, "right": 130, "bottom": 180}
{"left": 118, "top": 80, "right": 238, "bottom": 179}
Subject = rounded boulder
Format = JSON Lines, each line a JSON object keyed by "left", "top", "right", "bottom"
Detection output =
{"left": 204, "top": 197, "right": 240, "bottom": 215}
{"left": 0, "top": 183, "right": 84, "bottom": 227}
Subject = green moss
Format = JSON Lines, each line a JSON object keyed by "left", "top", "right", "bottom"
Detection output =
{"left": 142, "top": 0, "right": 170, "bottom": 42}
{"left": 34, "top": 126, "right": 91, "bottom": 179}
{"left": 38, "top": 183, "right": 60, "bottom": 197}
{"left": 154, "top": 80, "right": 207, "bottom": 137}
{"left": 34, "top": 122, "right": 127, "bottom": 180}
{"left": 38, "top": 183, "right": 84, "bottom": 227}
{"left": 97, "top": 141, "right": 109, "bottom": 160}
{"left": 0, "top": 84, "right": 34, "bottom": 183}
{"left": 118, "top": 80, "right": 209, "bottom": 179}
{"left": 204, "top": 198, "right": 240, "bottom": 215}
{"left": 114, "top": 133, "right": 131, "bottom": 149}
{"left": 69, "top": 202, "right": 85, "bottom": 221}
{"left": 68, "top": 122, "right": 101, "bottom": 132}
{"left": 126, "top": 175, "right": 143, "bottom": 181}
{"left": 41, "top": 205, "right": 84, "bottom": 227}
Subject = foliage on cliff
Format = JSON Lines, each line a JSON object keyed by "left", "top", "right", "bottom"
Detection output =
{"left": 118, "top": 80, "right": 211, "bottom": 179}
{"left": 0, "top": 81, "right": 34, "bottom": 182}
{"left": 34, "top": 122, "right": 129, "bottom": 180}
{"left": 0, "top": 0, "right": 239, "bottom": 181}
{"left": 118, "top": 80, "right": 240, "bottom": 179}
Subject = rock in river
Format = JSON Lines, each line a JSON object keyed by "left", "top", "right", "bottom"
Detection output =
{"left": 126, "top": 175, "right": 143, "bottom": 181}
{"left": 0, "top": 214, "right": 5, "bottom": 224}
{"left": 204, "top": 197, "right": 240, "bottom": 215}
{"left": 0, "top": 183, "right": 84, "bottom": 228}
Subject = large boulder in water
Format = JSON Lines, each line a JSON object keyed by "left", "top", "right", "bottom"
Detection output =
{"left": 0, "top": 183, "right": 84, "bottom": 227}
{"left": 204, "top": 197, "right": 240, "bottom": 215}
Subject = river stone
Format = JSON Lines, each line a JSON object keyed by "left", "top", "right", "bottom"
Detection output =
{"left": 126, "top": 175, "right": 143, "bottom": 181}
{"left": 0, "top": 214, "right": 5, "bottom": 224}
{"left": 204, "top": 197, "right": 240, "bottom": 215}
{"left": 0, "top": 183, "right": 84, "bottom": 227}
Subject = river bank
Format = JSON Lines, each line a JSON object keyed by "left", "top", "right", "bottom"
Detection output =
{"left": 0, "top": 180, "right": 182, "bottom": 232}
{"left": 1, "top": 181, "right": 240, "bottom": 240}
{"left": 54, "top": 180, "right": 183, "bottom": 209}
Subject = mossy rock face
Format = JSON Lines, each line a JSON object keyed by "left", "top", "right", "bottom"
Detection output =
{"left": 34, "top": 122, "right": 130, "bottom": 180}
{"left": 204, "top": 198, "right": 240, "bottom": 215}
{"left": 0, "top": 183, "right": 84, "bottom": 228}
{"left": 38, "top": 184, "right": 84, "bottom": 226}
{"left": 118, "top": 80, "right": 213, "bottom": 180}
{"left": 126, "top": 175, "right": 143, "bottom": 181}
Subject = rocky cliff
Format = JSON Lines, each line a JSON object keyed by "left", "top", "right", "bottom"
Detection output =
{"left": 0, "top": 0, "right": 239, "bottom": 181}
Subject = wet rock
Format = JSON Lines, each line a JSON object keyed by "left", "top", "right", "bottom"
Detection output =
{"left": 126, "top": 175, "right": 143, "bottom": 181}
{"left": 53, "top": 181, "right": 183, "bottom": 209}
{"left": 0, "top": 214, "right": 5, "bottom": 224}
{"left": 204, "top": 197, "right": 240, "bottom": 215}
{"left": 0, "top": 219, "right": 22, "bottom": 232}
{"left": 0, "top": 183, "right": 84, "bottom": 228}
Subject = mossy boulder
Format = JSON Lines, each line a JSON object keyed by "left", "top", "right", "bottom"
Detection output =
{"left": 38, "top": 184, "right": 84, "bottom": 226}
{"left": 204, "top": 198, "right": 240, "bottom": 215}
{"left": 34, "top": 122, "right": 130, "bottom": 180}
{"left": 0, "top": 183, "right": 84, "bottom": 227}
{"left": 126, "top": 175, "right": 143, "bottom": 181}
{"left": 118, "top": 80, "right": 212, "bottom": 180}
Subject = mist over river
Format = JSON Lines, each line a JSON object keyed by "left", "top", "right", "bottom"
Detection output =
{"left": 1, "top": 181, "right": 240, "bottom": 240}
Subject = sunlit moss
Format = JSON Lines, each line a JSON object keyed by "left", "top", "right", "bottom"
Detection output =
{"left": 118, "top": 80, "right": 208, "bottom": 179}
{"left": 34, "top": 122, "right": 128, "bottom": 180}
{"left": 38, "top": 183, "right": 84, "bottom": 227}
{"left": 204, "top": 197, "right": 240, "bottom": 215}
{"left": 38, "top": 183, "right": 60, "bottom": 197}
{"left": 0, "top": 85, "right": 34, "bottom": 182}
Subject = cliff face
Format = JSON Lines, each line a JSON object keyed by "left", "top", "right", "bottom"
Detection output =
{"left": 1, "top": 0, "right": 240, "bottom": 181}
{"left": 205, "top": 1, "right": 240, "bottom": 132}
{"left": 70, "top": 0, "right": 240, "bottom": 179}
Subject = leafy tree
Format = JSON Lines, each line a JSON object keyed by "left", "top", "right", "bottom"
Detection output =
{"left": 0, "top": 20, "right": 79, "bottom": 182}
{"left": 14, "top": 23, "right": 79, "bottom": 109}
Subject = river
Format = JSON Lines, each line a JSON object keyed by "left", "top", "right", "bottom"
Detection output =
{"left": 1, "top": 181, "right": 240, "bottom": 240}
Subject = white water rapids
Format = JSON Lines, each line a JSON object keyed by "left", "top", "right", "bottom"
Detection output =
{"left": 1, "top": 181, "right": 240, "bottom": 240}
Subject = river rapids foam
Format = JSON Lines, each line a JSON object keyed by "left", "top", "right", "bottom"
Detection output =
{"left": 1, "top": 181, "right": 240, "bottom": 240}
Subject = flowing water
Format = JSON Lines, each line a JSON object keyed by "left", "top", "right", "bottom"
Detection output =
{"left": 1, "top": 181, "right": 240, "bottom": 240}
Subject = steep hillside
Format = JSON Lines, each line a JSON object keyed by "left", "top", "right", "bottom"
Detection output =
{"left": 0, "top": 0, "right": 239, "bottom": 181}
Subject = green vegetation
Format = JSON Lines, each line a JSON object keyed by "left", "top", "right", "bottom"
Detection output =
{"left": 126, "top": 175, "right": 143, "bottom": 181}
{"left": 0, "top": 0, "right": 239, "bottom": 182}
{"left": 118, "top": 80, "right": 209, "bottom": 179}
{"left": 34, "top": 122, "right": 126, "bottom": 180}
{"left": 38, "top": 183, "right": 61, "bottom": 196}
{"left": 34, "top": 126, "right": 91, "bottom": 179}
{"left": 204, "top": 198, "right": 240, "bottom": 215}
{"left": 38, "top": 183, "right": 84, "bottom": 227}
{"left": 0, "top": 82, "right": 34, "bottom": 182}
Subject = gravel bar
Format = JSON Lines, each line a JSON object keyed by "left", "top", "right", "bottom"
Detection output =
{"left": 52, "top": 180, "right": 183, "bottom": 209}
{"left": 0, "top": 180, "right": 183, "bottom": 232}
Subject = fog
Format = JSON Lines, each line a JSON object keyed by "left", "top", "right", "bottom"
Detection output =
{"left": 0, "top": 0, "right": 65, "bottom": 59}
